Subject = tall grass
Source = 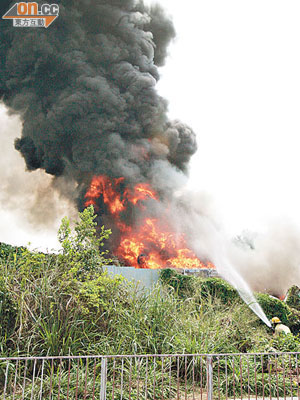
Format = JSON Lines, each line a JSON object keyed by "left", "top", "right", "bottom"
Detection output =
{"left": 1, "top": 239, "right": 300, "bottom": 398}
{"left": 1, "top": 243, "right": 299, "bottom": 358}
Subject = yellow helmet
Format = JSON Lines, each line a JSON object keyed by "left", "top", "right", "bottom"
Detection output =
{"left": 271, "top": 317, "right": 281, "bottom": 324}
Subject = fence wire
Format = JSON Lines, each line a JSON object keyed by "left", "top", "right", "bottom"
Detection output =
{"left": 0, "top": 352, "right": 299, "bottom": 399}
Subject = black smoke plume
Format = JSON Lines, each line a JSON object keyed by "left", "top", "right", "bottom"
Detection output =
{"left": 0, "top": 0, "right": 198, "bottom": 254}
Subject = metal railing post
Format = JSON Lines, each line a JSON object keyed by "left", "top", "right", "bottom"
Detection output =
{"left": 207, "top": 356, "right": 213, "bottom": 400}
{"left": 3, "top": 361, "right": 9, "bottom": 400}
{"left": 1, "top": 351, "right": 300, "bottom": 399}
{"left": 100, "top": 357, "right": 107, "bottom": 400}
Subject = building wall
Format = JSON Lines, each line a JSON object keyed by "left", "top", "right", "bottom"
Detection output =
{"left": 103, "top": 266, "right": 219, "bottom": 289}
{"left": 103, "top": 266, "right": 160, "bottom": 289}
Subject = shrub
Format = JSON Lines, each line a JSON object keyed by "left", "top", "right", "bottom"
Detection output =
{"left": 160, "top": 270, "right": 239, "bottom": 305}
{"left": 198, "top": 277, "right": 239, "bottom": 305}
{"left": 0, "top": 242, "right": 24, "bottom": 263}
{"left": 256, "top": 293, "right": 300, "bottom": 334}
{"left": 270, "top": 332, "right": 300, "bottom": 352}
{"left": 58, "top": 205, "right": 112, "bottom": 279}
{"left": 286, "top": 285, "right": 300, "bottom": 311}
{"left": 1, "top": 205, "right": 298, "bottom": 363}
{"left": 159, "top": 269, "right": 196, "bottom": 297}
{"left": 0, "top": 277, "right": 17, "bottom": 339}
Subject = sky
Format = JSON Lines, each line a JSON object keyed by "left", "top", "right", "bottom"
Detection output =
{"left": 1, "top": 0, "right": 300, "bottom": 249}
{"left": 155, "top": 0, "right": 300, "bottom": 236}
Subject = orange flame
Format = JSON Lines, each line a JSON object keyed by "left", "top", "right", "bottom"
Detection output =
{"left": 85, "top": 176, "right": 126, "bottom": 216}
{"left": 118, "top": 218, "right": 209, "bottom": 269}
{"left": 85, "top": 175, "right": 214, "bottom": 270}
{"left": 127, "top": 184, "right": 157, "bottom": 205}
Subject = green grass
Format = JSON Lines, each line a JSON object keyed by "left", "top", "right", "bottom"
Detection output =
{"left": 1, "top": 243, "right": 299, "bottom": 358}
{"left": 0, "top": 207, "right": 300, "bottom": 398}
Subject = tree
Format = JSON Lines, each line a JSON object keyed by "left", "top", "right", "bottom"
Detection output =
{"left": 58, "top": 206, "right": 112, "bottom": 279}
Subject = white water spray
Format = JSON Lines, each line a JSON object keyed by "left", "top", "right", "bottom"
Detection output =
{"left": 210, "top": 239, "right": 271, "bottom": 327}
{"left": 216, "top": 258, "right": 271, "bottom": 327}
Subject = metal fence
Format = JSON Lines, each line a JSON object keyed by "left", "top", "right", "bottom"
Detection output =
{"left": 0, "top": 352, "right": 299, "bottom": 399}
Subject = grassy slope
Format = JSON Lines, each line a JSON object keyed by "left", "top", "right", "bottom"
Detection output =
{"left": 1, "top": 242, "right": 299, "bottom": 358}
{"left": 1, "top": 242, "right": 300, "bottom": 399}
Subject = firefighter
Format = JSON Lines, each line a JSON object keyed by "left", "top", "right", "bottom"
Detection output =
{"left": 271, "top": 317, "right": 291, "bottom": 336}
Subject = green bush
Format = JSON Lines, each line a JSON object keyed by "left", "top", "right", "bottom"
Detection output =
{"left": 0, "top": 206, "right": 298, "bottom": 361}
{"left": 270, "top": 332, "right": 300, "bottom": 352}
{"left": 58, "top": 205, "right": 112, "bottom": 279}
{"left": 256, "top": 293, "right": 300, "bottom": 334}
{"left": 286, "top": 285, "right": 300, "bottom": 311}
{"left": 0, "top": 242, "right": 24, "bottom": 263}
{"left": 159, "top": 268, "right": 196, "bottom": 297}
{"left": 160, "top": 270, "right": 239, "bottom": 305}
{"left": 198, "top": 277, "right": 239, "bottom": 305}
{"left": 0, "top": 277, "right": 17, "bottom": 339}
{"left": 4, "top": 206, "right": 300, "bottom": 398}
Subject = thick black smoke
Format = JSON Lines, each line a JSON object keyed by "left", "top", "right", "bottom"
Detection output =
{"left": 0, "top": 0, "right": 198, "bottom": 250}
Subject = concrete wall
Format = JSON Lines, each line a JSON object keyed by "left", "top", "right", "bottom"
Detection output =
{"left": 103, "top": 266, "right": 160, "bottom": 289}
{"left": 102, "top": 266, "right": 219, "bottom": 289}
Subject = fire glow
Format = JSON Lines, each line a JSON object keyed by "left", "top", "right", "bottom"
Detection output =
{"left": 84, "top": 175, "right": 214, "bottom": 270}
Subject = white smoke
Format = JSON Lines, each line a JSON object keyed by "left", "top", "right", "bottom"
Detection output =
{"left": 229, "top": 220, "right": 300, "bottom": 296}
{"left": 0, "top": 104, "right": 76, "bottom": 249}
{"left": 173, "top": 190, "right": 300, "bottom": 298}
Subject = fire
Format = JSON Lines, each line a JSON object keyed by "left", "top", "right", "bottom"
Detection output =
{"left": 127, "top": 184, "right": 157, "bottom": 205}
{"left": 118, "top": 218, "right": 208, "bottom": 269}
{"left": 84, "top": 175, "right": 214, "bottom": 270}
{"left": 85, "top": 176, "right": 126, "bottom": 216}
{"left": 85, "top": 176, "right": 157, "bottom": 214}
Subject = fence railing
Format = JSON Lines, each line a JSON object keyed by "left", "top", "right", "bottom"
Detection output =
{"left": 0, "top": 352, "right": 299, "bottom": 399}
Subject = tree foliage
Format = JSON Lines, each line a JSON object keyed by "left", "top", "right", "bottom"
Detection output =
{"left": 58, "top": 205, "right": 112, "bottom": 279}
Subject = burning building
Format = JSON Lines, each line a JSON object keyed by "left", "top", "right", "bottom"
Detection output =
{"left": 0, "top": 0, "right": 214, "bottom": 270}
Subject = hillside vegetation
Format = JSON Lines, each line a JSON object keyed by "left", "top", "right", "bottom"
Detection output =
{"left": 1, "top": 207, "right": 300, "bottom": 398}
{"left": 1, "top": 206, "right": 299, "bottom": 359}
